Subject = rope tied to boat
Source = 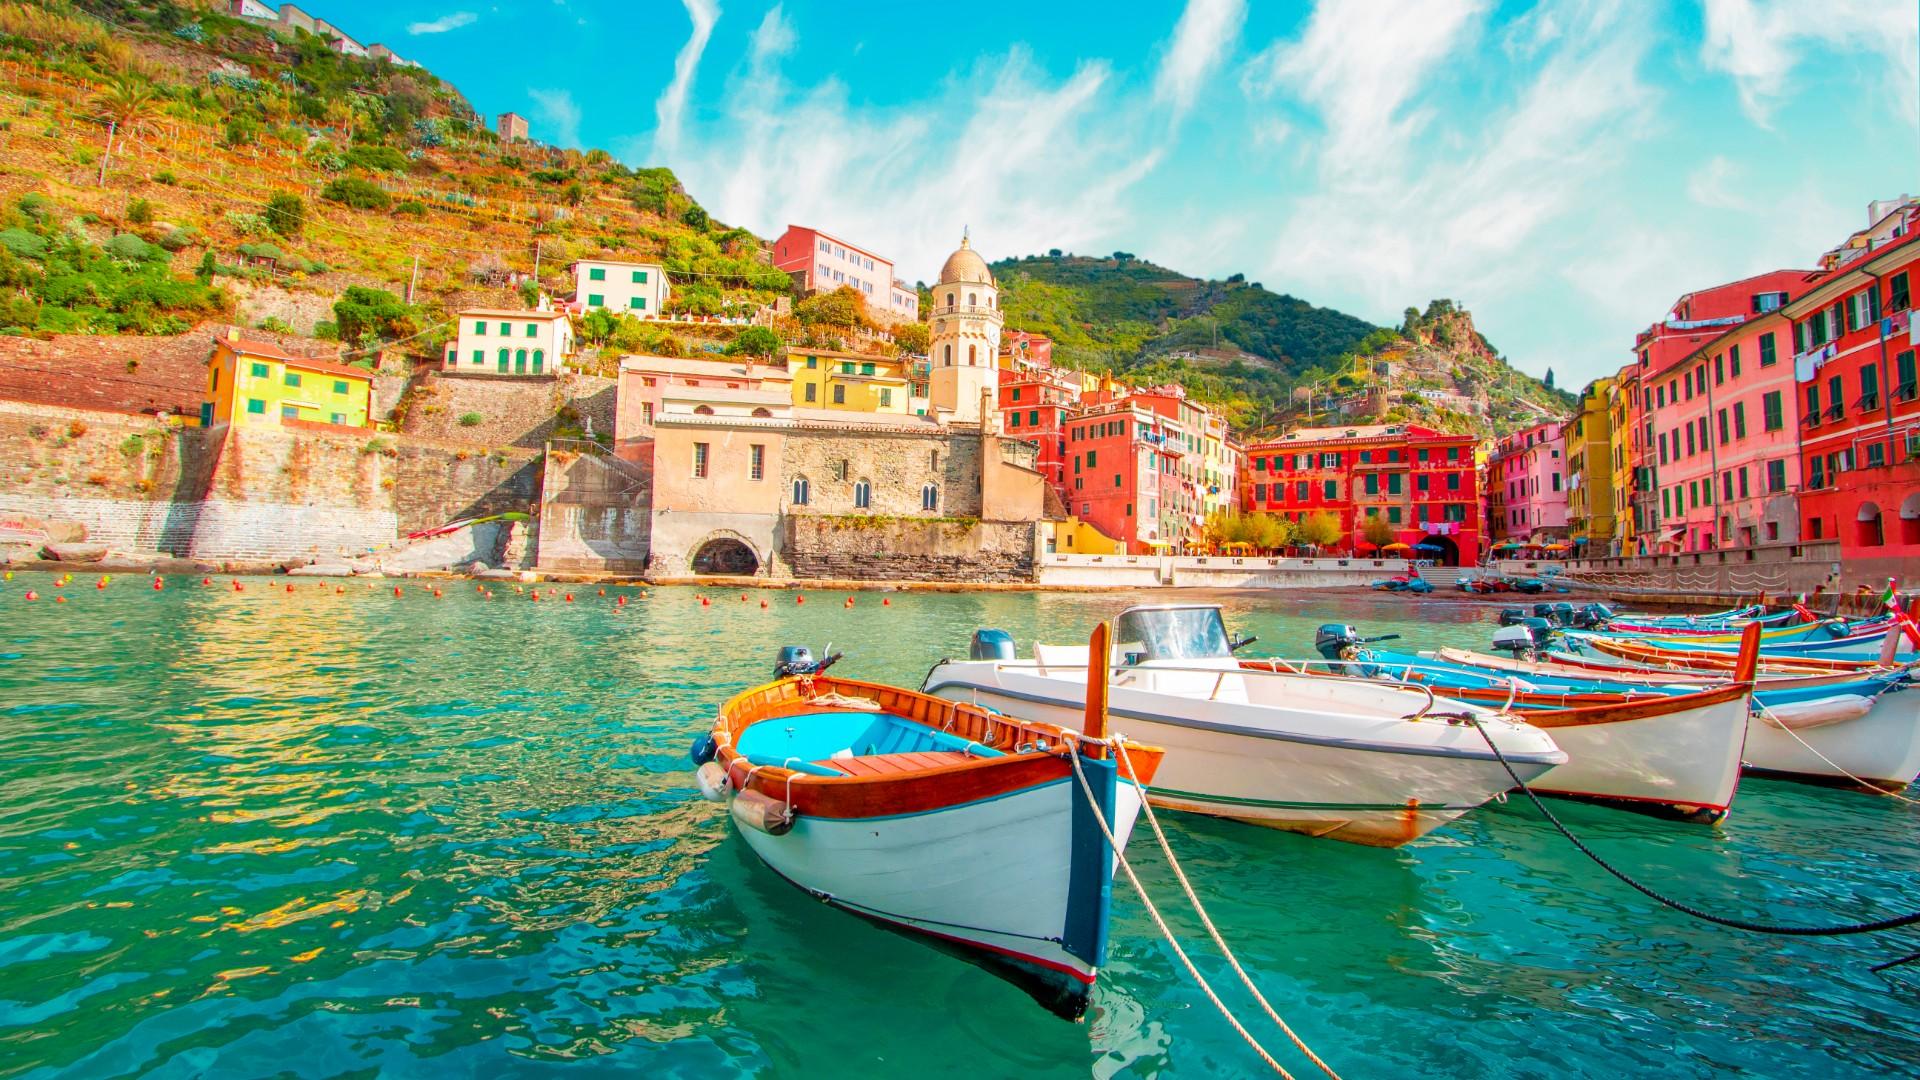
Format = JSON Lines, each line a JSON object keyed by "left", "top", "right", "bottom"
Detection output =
{"left": 1067, "top": 741, "right": 1342, "bottom": 1080}
{"left": 1465, "top": 716, "right": 1920, "bottom": 936}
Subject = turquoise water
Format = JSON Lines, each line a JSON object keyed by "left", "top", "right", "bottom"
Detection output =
{"left": 1, "top": 580, "right": 1916, "bottom": 1078}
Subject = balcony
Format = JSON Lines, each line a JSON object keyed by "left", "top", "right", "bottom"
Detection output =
{"left": 929, "top": 303, "right": 1005, "bottom": 322}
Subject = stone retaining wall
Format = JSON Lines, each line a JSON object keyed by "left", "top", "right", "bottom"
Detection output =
{"left": 783, "top": 516, "right": 1036, "bottom": 582}
{"left": 536, "top": 445, "right": 652, "bottom": 572}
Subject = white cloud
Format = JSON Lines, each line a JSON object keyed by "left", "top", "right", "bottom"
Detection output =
{"left": 528, "top": 88, "right": 582, "bottom": 148}
{"left": 1701, "top": 0, "right": 1920, "bottom": 127}
{"left": 406, "top": 11, "right": 476, "bottom": 35}
{"left": 670, "top": 49, "right": 1159, "bottom": 285}
{"left": 748, "top": 4, "right": 795, "bottom": 72}
{"left": 1685, "top": 156, "right": 1752, "bottom": 211}
{"left": 1246, "top": 0, "right": 1485, "bottom": 176}
{"left": 654, "top": 0, "right": 720, "bottom": 158}
{"left": 1153, "top": 0, "right": 1245, "bottom": 117}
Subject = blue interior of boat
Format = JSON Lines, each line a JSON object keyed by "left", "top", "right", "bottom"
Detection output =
{"left": 735, "top": 711, "right": 1006, "bottom": 767}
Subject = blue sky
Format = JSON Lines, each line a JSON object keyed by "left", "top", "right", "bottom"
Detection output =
{"left": 334, "top": 0, "right": 1915, "bottom": 387}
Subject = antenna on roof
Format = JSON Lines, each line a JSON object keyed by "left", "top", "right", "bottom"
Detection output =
{"left": 962, "top": 225, "right": 970, "bottom": 248}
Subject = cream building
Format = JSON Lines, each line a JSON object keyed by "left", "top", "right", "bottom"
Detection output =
{"left": 928, "top": 234, "right": 1002, "bottom": 424}
{"left": 572, "top": 259, "right": 670, "bottom": 316}
{"left": 447, "top": 308, "right": 575, "bottom": 376}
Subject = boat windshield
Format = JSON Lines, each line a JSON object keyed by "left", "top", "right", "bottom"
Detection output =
{"left": 1112, "top": 607, "right": 1232, "bottom": 663}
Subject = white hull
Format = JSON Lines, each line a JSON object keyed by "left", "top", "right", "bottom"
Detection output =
{"left": 1743, "top": 687, "right": 1920, "bottom": 791}
{"left": 926, "top": 662, "right": 1564, "bottom": 847}
{"left": 733, "top": 776, "right": 1144, "bottom": 989}
{"left": 1519, "top": 694, "right": 1750, "bottom": 818}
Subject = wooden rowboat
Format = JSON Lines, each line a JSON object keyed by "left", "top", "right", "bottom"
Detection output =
{"left": 692, "top": 634, "right": 1164, "bottom": 1020}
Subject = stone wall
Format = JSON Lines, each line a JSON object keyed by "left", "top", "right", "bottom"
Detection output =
{"left": 781, "top": 425, "right": 984, "bottom": 518}
{"left": 782, "top": 516, "right": 1036, "bottom": 582}
{"left": 0, "top": 401, "right": 217, "bottom": 553}
{"left": 536, "top": 444, "right": 652, "bottom": 572}
{"left": 1522, "top": 541, "right": 1845, "bottom": 596}
{"left": 225, "top": 280, "right": 342, "bottom": 338}
{"left": 399, "top": 370, "right": 617, "bottom": 449}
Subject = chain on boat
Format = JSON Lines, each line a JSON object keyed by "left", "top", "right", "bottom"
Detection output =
{"left": 1066, "top": 739, "right": 1341, "bottom": 1080}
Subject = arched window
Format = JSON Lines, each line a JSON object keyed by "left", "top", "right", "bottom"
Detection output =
{"left": 921, "top": 483, "right": 938, "bottom": 511}
{"left": 968, "top": 292, "right": 977, "bottom": 307}
{"left": 515, "top": 348, "right": 528, "bottom": 374}
{"left": 532, "top": 349, "right": 544, "bottom": 374}
{"left": 945, "top": 291, "right": 955, "bottom": 306}
{"left": 693, "top": 405, "right": 714, "bottom": 415}
{"left": 497, "top": 347, "right": 510, "bottom": 372}
{"left": 793, "top": 476, "right": 810, "bottom": 505}
{"left": 943, "top": 344, "right": 953, "bottom": 365}
{"left": 854, "top": 479, "right": 871, "bottom": 509}
{"left": 968, "top": 344, "right": 977, "bottom": 365}
{"left": 987, "top": 295, "right": 994, "bottom": 308}
{"left": 751, "top": 407, "right": 772, "bottom": 418}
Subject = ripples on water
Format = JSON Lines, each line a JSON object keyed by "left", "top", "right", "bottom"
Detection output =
{"left": 0, "top": 581, "right": 1914, "bottom": 1078}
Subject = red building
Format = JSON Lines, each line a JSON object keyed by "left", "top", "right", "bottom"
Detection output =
{"left": 998, "top": 369, "right": 1076, "bottom": 491}
{"left": 1783, "top": 199, "right": 1920, "bottom": 578}
{"left": 1241, "top": 424, "right": 1481, "bottom": 565}
{"left": 1065, "top": 400, "right": 1186, "bottom": 552}
{"left": 769, "top": 225, "right": 918, "bottom": 319}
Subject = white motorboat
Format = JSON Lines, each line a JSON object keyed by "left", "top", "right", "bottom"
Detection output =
{"left": 922, "top": 605, "right": 1566, "bottom": 847}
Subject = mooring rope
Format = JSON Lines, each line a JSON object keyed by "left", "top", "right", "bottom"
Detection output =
{"left": 1466, "top": 717, "right": 1920, "bottom": 935}
{"left": 1752, "top": 700, "right": 1920, "bottom": 806}
{"left": 1065, "top": 744, "right": 1295, "bottom": 1078}
{"left": 1111, "top": 738, "right": 1344, "bottom": 1080}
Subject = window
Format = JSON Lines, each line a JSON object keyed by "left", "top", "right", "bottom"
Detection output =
{"left": 1860, "top": 364, "right": 1879, "bottom": 410}
{"left": 329, "top": 413, "right": 344, "bottom": 425}
{"left": 249, "top": 362, "right": 269, "bottom": 378}
{"left": 641, "top": 402, "right": 654, "bottom": 425}
{"left": 921, "top": 484, "right": 938, "bottom": 511}
{"left": 1866, "top": 440, "right": 1886, "bottom": 468}
{"left": 472, "top": 350, "right": 483, "bottom": 365}
{"left": 749, "top": 444, "right": 764, "bottom": 481}
{"left": 1447, "top": 473, "right": 1460, "bottom": 491}
{"left": 473, "top": 321, "right": 487, "bottom": 335}
{"left": 246, "top": 398, "right": 266, "bottom": 415}
{"left": 589, "top": 267, "right": 607, "bottom": 281}
{"left": 854, "top": 480, "right": 871, "bottom": 509}
{"left": 533, "top": 350, "right": 545, "bottom": 374}
{"left": 1388, "top": 507, "right": 1402, "bottom": 524}
{"left": 1891, "top": 272, "right": 1911, "bottom": 313}
{"left": 281, "top": 405, "right": 298, "bottom": 420}
{"left": 1809, "top": 454, "right": 1825, "bottom": 488}
{"left": 804, "top": 383, "right": 817, "bottom": 402}
{"left": 832, "top": 385, "right": 845, "bottom": 405}
{"left": 1757, "top": 390, "right": 1781, "bottom": 432}
{"left": 1738, "top": 468, "right": 1749, "bottom": 498}
{"left": 281, "top": 371, "right": 302, "bottom": 389}
{"left": 330, "top": 379, "right": 348, "bottom": 395}
{"left": 497, "top": 322, "right": 511, "bottom": 336}
{"left": 1028, "top": 409, "right": 1039, "bottom": 426}
{"left": 1718, "top": 409, "right": 1729, "bottom": 445}
{"left": 1296, "top": 480, "right": 1308, "bottom": 500}
{"left": 792, "top": 477, "right": 810, "bottom": 505}
{"left": 1759, "top": 332, "right": 1777, "bottom": 367}
{"left": 692, "top": 442, "right": 709, "bottom": 478}
{"left": 1417, "top": 474, "right": 1431, "bottom": 492}
{"left": 587, "top": 294, "right": 604, "bottom": 307}
{"left": 1323, "top": 479, "right": 1336, "bottom": 500}
{"left": 515, "top": 349, "right": 528, "bottom": 374}
{"left": 1729, "top": 344, "right": 1741, "bottom": 378}
{"left": 632, "top": 270, "right": 648, "bottom": 284}
{"left": 1722, "top": 472, "right": 1734, "bottom": 501}
{"left": 1715, "top": 354, "right": 1725, "bottom": 385}
{"left": 1365, "top": 474, "right": 1379, "bottom": 495}
{"left": 1766, "top": 459, "right": 1786, "bottom": 493}
{"left": 1386, "top": 473, "right": 1402, "bottom": 495}
{"left": 1087, "top": 450, "right": 1098, "bottom": 467}
{"left": 1827, "top": 374, "right": 1844, "bottom": 419}
{"left": 1805, "top": 384, "right": 1821, "bottom": 425}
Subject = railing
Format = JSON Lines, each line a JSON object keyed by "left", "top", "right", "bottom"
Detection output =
{"left": 549, "top": 437, "right": 647, "bottom": 496}
{"left": 955, "top": 659, "right": 1447, "bottom": 717}
{"left": 929, "top": 304, "right": 1004, "bottom": 319}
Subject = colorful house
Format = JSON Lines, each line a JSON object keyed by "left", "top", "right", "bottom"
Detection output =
{"left": 447, "top": 308, "right": 575, "bottom": 377}
{"left": 203, "top": 333, "right": 373, "bottom": 431}
{"left": 1241, "top": 423, "right": 1480, "bottom": 565}
{"left": 785, "top": 347, "right": 912, "bottom": 415}
{"left": 1562, "top": 378, "right": 1616, "bottom": 553}
{"left": 571, "top": 258, "right": 670, "bottom": 317}
{"left": 614, "top": 355, "right": 793, "bottom": 458}
{"left": 1065, "top": 400, "right": 1180, "bottom": 553}
{"left": 770, "top": 225, "right": 917, "bottom": 319}
{"left": 1487, "top": 421, "right": 1567, "bottom": 546}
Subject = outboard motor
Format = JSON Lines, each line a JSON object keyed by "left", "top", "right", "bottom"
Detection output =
{"left": 1551, "top": 602, "right": 1575, "bottom": 626}
{"left": 1571, "top": 602, "right": 1613, "bottom": 629}
{"left": 1498, "top": 608, "right": 1530, "bottom": 627}
{"left": 1490, "top": 624, "right": 1537, "bottom": 659}
{"left": 1315, "top": 624, "right": 1365, "bottom": 662}
{"left": 1532, "top": 602, "right": 1556, "bottom": 621}
{"left": 773, "top": 645, "right": 842, "bottom": 679}
{"left": 1521, "top": 617, "right": 1557, "bottom": 650}
{"left": 970, "top": 628, "right": 1016, "bottom": 661}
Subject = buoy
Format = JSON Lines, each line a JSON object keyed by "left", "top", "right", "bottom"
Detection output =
{"left": 741, "top": 593, "right": 749, "bottom": 602}
{"left": 232, "top": 580, "right": 244, "bottom": 592}
{"left": 845, "top": 597, "right": 854, "bottom": 608}
{"left": 532, "top": 589, "right": 541, "bottom": 600}
{"left": 96, "top": 578, "right": 107, "bottom": 590}
{"left": 393, "top": 586, "right": 403, "bottom": 597}
{"left": 285, "top": 583, "right": 295, "bottom": 593}
{"left": 598, "top": 588, "right": 606, "bottom": 596}
{"left": 433, "top": 588, "right": 443, "bottom": 597}
{"left": 2, "top": 571, "right": 10, "bottom": 581}
{"left": 152, "top": 578, "right": 164, "bottom": 591}
{"left": 54, "top": 596, "right": 66, "bottom": 604}
{"left": 52, "top": 579, "right": 63, "bottom": 589}
{"left": 201, "top": 577, "right": 211, "bottom": 586}
{"left": 882, "top": 597, "right": 891, "bottom": 606}
{"left": 700, "top": 595, "right": 711, "bottom": 607}
{"left": 760, "top": 599, "right": 768, "bottom": 609}
{"left": 23, "top": 590, "right": 36, "bottom": 601}
{"left": 616, "top": 595, "right": 627, "bottom": 606}
{"left": 564, "top": 593, "right": 573, "bottom": 602}
{"left": 796, "top": 594, "right": 805, "bottom": 605}
{"left": 335, "top": 586, "right": 344, "bottom": 594}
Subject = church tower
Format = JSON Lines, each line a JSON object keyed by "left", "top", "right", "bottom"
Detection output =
{"left": 928, "top": 233, "right": 1003, "bottom": 424}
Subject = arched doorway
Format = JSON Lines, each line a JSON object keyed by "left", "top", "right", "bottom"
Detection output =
{"left": 691, "top": 537, "right": 759, "bottom": 575}
{"left": 1901, "top": 492, "right": 1920, "bottom": 545}
{"left": 1856, "top": 502, "right": 1884, "bottom": 547}
{"left": 1418, "top": 533, "right": 1460, "bottom": 566}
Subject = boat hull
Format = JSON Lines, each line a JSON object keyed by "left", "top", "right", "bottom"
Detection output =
{"left": 924, "top": 668, "right": 1563, "bottom": 848}
{"left": 1516, "top": 689, "right": 1749, "bottom": 821}
{"left": 731, "top": 772, "right": 1144, "bottom": 1019}
{"left": 1742, "top": 686, "right": 1920, "bottom": 792}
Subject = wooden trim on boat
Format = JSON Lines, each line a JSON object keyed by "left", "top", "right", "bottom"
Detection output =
{"left": 1511, "top": 681, "right": 1750, "bottom": 729}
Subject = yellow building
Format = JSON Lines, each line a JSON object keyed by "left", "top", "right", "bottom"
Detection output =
{"left": 1607, "top": 366, "right": 1639, "bottom": 556}
{"left": 203, "top": 333, "right": 375, "bottom": 430}
{"left": 785, "top": 346, "right": 911, "bottom": 414}
{"left": 1047, "top": 516, "right": 1122, "bottom": 554}
{"left": 1563, "top": 376, "right": 1616, "bottom": 553}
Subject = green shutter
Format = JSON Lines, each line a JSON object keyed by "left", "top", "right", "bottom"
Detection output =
{"left": 474, "top": 321, "right": 486, "bottom": 335}
{"left": 632, "top": 270, "right": 647, "bottom": 283}
{"left": 246, "top": 398, "right": 265, "bottom": 414}
{"left": 250, "top": 362, "right": 268, "bottom": 377}
{"left": 334, "top": 380, "right": 348, "bottom": 394}
{"left": 588, "top": 294, "right": 603, "bottom": 307}
{"left": 590, "top": 268, "right": 606, "bottom": 281}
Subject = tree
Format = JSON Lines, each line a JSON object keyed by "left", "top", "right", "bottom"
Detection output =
{"left": 332, "top": 286, "right": 415, "bottom": 346}
{"left": 195, "top": 250, "right": 216, "bottom": 284}
{"left": 1361, "top": 513, "right": 1395, "bottom": 549}
{"left": 891, "top": 320, "right": 929, "bottom": 355}
{"left": 794, "top": 285, "right": 865, "bottom": 330}
{"left": 1544, "top": 367, "right": 1556, "bottom": 390}
{"left": 92, "top": 74, "right": 155, "bottom": 181}
{"left": 725, "top": 326, "right": 781, "bottom": 358}
{"left": 1296, "top": 511, "right": 1343, "bottom": 550}
{"left": 264, "top": 193, "right": 305, "bottom": 238}
{"left": 321, "top": 178, "right": 391, "bottom": 211}
{"left": 579, "top": 307, "right": 618, "bottom": 345}
{"left": 1251, "top": 513, "right": 1294, "bottom": 551}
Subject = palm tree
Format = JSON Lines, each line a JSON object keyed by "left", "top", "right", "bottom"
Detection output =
{"left": 92, "top": 73, "right": 155, "bottom": 185}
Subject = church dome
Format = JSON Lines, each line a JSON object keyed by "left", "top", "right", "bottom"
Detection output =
{"left": 938, "top": 235, "right": 993, "bottom": 286}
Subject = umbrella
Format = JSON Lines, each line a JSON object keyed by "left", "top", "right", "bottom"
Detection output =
{"left": 1494, "top": 541, "right": 1521, "bottom": 550}
{"left": 1382, "top": 542, "right": 1413, "bottom": 551}
{"left": 1413, "top": 543, "right": 1444, "bottom": 552}
{"left": 1543, "top": 543, "right": 1572, "bottom": 551}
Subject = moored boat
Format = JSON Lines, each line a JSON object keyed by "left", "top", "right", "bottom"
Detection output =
{"left": 922, "top": 605, "right": 1566, "bottom": 847}
{"left": 693, "top": 640, "right": 1165, "bottom": 1019}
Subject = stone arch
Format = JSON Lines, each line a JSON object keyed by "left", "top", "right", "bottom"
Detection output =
{"left": 690, "top": 532, "right": 761, "bottom": 575}
{"left": 1855, "top": 500, "right": 1885, "bottom": 547}
{"left": 693, "top": 405, "right": 714, "bottom": 415}
{"left": 922, "top": 481, "right": 939, "bottom": 511}
{"left": 751, "top": 407, "right": 772, "bottom": 417}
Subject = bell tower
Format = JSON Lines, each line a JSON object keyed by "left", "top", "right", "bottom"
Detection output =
{"left": 928, "top": 232, "right": 1003, "bottom": 425}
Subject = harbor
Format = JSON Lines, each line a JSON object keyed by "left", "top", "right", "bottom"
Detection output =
{"left": 2, "top": 582, "right": 1916, "bottom": 1076}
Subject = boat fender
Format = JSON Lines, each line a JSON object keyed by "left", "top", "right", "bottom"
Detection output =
{"left": 731, "top": 789, "right": 795, "bottom": 836}
{"left": 1822, "top": 620, "right": 1850, "bottom": 639}
{"left": 694, "top": 761, "right": 730, "bottom": 802}
{"left": 1759, "top": 695, "right": 1874, "bottom": 731}
{"left": 689, "top": 733, "right": 718, "bottom": 766}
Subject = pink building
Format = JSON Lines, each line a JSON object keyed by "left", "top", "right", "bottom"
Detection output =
{"left": 1489, "top": 421, "right": 1568, "bottom": 541}
{"left": 770, "top": 226, "right": 918, "bottom": 319}
{"left": 1065, "top": 400, "right": 1184, "bottom": 552}
{"left": 614, "top": 355, "right": 792, "bottom": 459}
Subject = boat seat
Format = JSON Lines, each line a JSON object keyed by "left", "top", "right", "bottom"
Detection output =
{"left": 819, "top": 751, "right": 977, "bottom": 777}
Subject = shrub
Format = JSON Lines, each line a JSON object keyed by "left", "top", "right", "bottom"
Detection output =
{"left": 264, "top": 193, "right": 304, "bottom": 237}
{"left": 312, "top": 319, "right": 339, "bottom": 340}
{"left": 392, "top": 200, "right": 425, "bottom": 217}
{"left": 224, "top": 210, "right": 271, "bottom": 237}
{"left": 344, "top": 144, "right": 410, "bottom": 173}
{"left": 332, "top": 285, "right": 414, "bottom": 344}
{"left": 320, "top": 177, "right": 391, "bottom": 211}
{"left": 105, "top": 234, "right": 166, "bottom": 262}
{"left": 0, "top": 228, "right": 46, "bottom": 258}
{"left": 157, "top": 227, "right": 196, "bottom": 252}
{"left": 725, "top": 326, "right": 781, "bottom": 358}
{"left": 222, "top": 117, "right": 256, "bottom": 147}
{"left": 457, "top": 412, "right": 483, "bottom": 426}
{"left": 126, "top": 198, "right": 153, "bottom": 224}
{"left": 153, "top": 170, "right": 177, "bottom": 185}
{"left": 256, "top": 316, "right": 292, "bottom": 333}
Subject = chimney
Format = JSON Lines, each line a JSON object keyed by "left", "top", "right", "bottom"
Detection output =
{"left": 226, "top": 326, "right": 242, "bottom": 342}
